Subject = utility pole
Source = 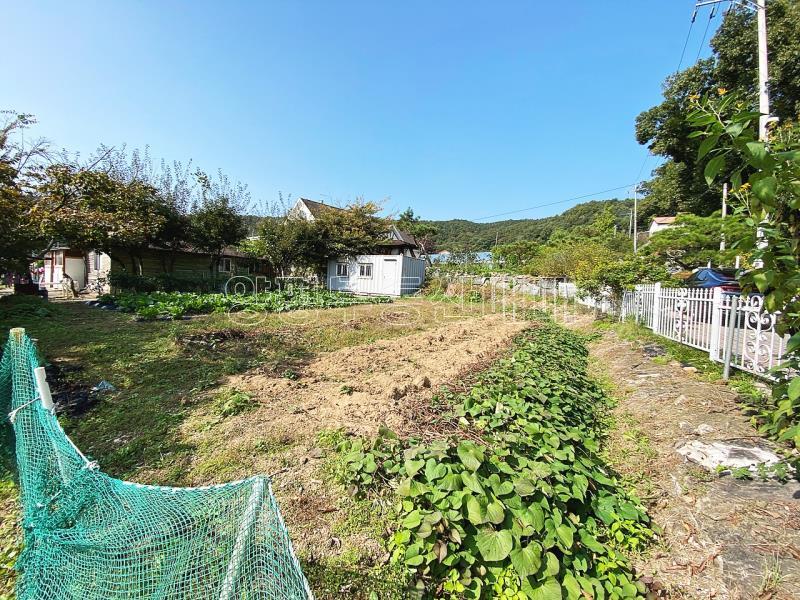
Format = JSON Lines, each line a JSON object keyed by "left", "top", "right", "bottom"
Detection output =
{"left": 694, "top": 0, "right": 771, "bottom": 138}
{"left": 720, "top": 182, "right": 728, "bottom": 252}
{"left": 756, "top": 0, "right": 770, "bottom": 140}
{"left": 633, "top": 184, "right": 639, "bottom": 254}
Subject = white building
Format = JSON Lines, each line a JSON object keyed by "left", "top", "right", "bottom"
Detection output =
{"left": 291, "top": 198, "right": 426, "bottom": 297}
{"left": 648, "top": 216, "right": 677, "bottom": 236}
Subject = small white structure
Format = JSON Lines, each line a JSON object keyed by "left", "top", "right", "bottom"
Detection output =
{"left": 290, "top": 198, "right": 427, "bottom": 296}
{"left": 40, "top": 247, "right": 111, "bottom": 292}
{"left": 328, "top": 255, "right": 425, "bottom": 297}
{"left": 648, "top": 216, "right": 677, "bottom": 236}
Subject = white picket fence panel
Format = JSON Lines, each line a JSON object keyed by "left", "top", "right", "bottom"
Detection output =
{"left": 615, "top": 282, "right": 790, "bottom": 379}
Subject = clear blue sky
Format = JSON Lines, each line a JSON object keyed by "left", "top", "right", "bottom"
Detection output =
{"left": 6, "top": 1, "right": 722, "bottom": 222}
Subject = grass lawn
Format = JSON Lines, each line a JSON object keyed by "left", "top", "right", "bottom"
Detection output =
{"left": 0, "top": 295, "right": 488, "bottom": 598}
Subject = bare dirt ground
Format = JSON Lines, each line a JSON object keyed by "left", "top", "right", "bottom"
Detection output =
{"left": 587, "top": 326, "right": 800, "bottom": 600}
{"left": 177, "top": 312, "right": 530, "bottom": 562}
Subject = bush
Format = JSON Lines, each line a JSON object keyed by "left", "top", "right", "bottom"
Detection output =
{"left": 99, "top": 289, "right": 393, "bottom": 320}
{"left": 0, "top": 295, "right": 56, "bottom": 321}
{"left": 108, "top": 271, "right": 230, "bottom": 294}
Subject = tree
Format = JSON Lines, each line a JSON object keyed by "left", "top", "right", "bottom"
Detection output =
{"left": 311, "top": 200, "right": 391, "bottom": 265}
{"left": 397, "top": 207, "right": 438, "bottom": 254}
{"left": 642, "top": 212, "right": 750, "bottom": 270}
{"left": 491, "top": 241, "right": 540, "bottom": 272}
{"left": 100, "top": 146, "right": 195, "bottom": 271}
{"left": 636, "top": 1, "right": 800, "bottom": 220}
{"left": 35, "top": 164, "right": 165, "bottom": 273}
{"left": 689, "top": 91, "right": 800, "bottom": 445}
{"left": 244, "top": 216, "right": 316, "bottom": 277}
{"left": 0, "top": 112, "right": 47, "bottom": 272}
{"left": 189, "top": 170, "right": 248, "bottom": 274}
{"left": 577, "top": 257, "right": 670, "bottom": 310}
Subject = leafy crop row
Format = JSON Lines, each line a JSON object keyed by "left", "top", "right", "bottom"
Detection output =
{"left": 97, "top": 290, "right": 392, "bottom": 320}
{"left": 334, "top": 312, "right": 653, "bottom": 599}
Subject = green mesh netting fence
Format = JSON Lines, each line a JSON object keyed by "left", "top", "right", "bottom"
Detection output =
{"left": 1, "top": 328, "right": 312, "bottom": 599}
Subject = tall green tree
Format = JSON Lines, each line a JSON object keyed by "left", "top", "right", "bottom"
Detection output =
{"left": 636, "top": 0, "right": 800, "bottom": 220}
{"left": 397, "top": 207, "right": 438, "bottom": 254}
{"left": 642, "top": 212, "right": 750, "bottom": 270}
{"left": 189, "top": 170, "right": 248, "bottom": 274}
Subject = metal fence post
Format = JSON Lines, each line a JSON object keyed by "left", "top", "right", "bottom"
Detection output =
{"left": 709, "top": 287, "right": 723, "bottom": 362}
{"left": 651, "top": 282, "right": 662, "bottom": 333}
{"left": 722, "top": 294, "right": 739, "bottom": 381}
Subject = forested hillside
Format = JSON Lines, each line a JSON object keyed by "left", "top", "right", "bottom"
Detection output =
{"left": 424, "top": 198, "right": 633, "bottom": 251}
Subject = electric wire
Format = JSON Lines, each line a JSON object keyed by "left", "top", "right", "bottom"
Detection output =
{"left": 472, "top": 184, "right": 638, "bottom": 222}
{"left": 695, "top": 3, "right": 719, "bottom": 62}
{"left": 676, "top": 8, "right": 698, "bottom": 73}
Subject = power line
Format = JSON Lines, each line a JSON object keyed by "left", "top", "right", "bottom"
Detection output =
{"left": 695, "top": 3, "right": 719, "bottom": 62}
{"left": 472, "top": 184, "right": 639, "bottom": 222}
{"left": 676, "top": 7, "right": 697, "bottom": 73}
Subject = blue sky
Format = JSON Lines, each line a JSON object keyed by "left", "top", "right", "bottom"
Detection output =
{"left": 6, "top": 1, "right": 722, "bottom": 221}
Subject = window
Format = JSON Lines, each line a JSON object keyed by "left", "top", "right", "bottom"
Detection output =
{"left": 55, "top": 252, "right": 63, "bottom": 267}
{"left": 92, "top": 252, "right": 101, "bottom": 271}
{"left": 219, "top": 258, "right": 232, "bottom": 273}
{"left": 359, "top": 263, "right": 373, "bottom": 278}
{"left": 336, "top": 263, "right": 349, "bottom": 277}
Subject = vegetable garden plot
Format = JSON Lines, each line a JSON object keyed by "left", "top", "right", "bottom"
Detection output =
{"left": 0, "top": 328, "right": 312, "bottom": 599}
{"left": 334, "top": 312, "right": 653, "bottom": 599}
{"left": 97, "top": 290, "right": 392, "bottom": 320}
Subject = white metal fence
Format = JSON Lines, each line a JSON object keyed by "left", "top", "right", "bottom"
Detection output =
{"left": 617, "top": 283, "right": 790, "bottom": 379}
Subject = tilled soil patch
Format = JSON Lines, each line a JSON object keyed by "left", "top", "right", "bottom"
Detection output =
{"left": 177, "top": 312, "right": 530, "bottom": 564}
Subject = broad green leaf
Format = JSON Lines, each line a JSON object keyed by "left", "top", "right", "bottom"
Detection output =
{"left": 698, "top": 134, "right": 719, "bottom": 160}
{"left": 509, "top": 542, "right": 541, "bottom": 577}
{"left": 563, "top": 573, "right": 581, "bottom": 599}
{"left": 524, "top": 578, "right": 562, "bottom": 600}
{"left": 466, "top": 495, "right": 487, "bottom": 525}
{"left": 402, "top": 510, "right": 422, "bottom": 528}
{"left": 457, "top": 441, "right": 484, "bottom": 471}
{"left": 514, "top": 477, "right": 537, "bottom": 496}
{"left": 555, "top": 524, "right": 574, "bottom": 549}
{"left": 579, "top": 529, "right": 606, "bottom": 554}
{"left": 404, "top": 458, "right": 425, "bottom": 476}
{"left": 397, "top": 477, "right": 428, "bottom": 497}
{"left": 544, "top": 551, "right": 560, "bottom": 577}
{"left": 788, "top": 377, "right": 800, "bottom": 401}
{"left": 461, "top": 471, "right": 484, "bottom": 494}
{"left": 424, "top": 459, "right": 447, "bottom": 481}
{"left": 752, "top": 176, "right": 777, "bottom": 203}
{"left": 439, "top": 473, "right": 463, "bottom": 491}
{"left": 475, "top": 528, "right": 513, "bottom": 562}
{"left": 704, "top": 155, "right": 726, "bottom": 185}
{"left": 485, "top": 499, "right": 505, "bottom": 525}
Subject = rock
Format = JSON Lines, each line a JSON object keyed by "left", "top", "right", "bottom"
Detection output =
{"left": 675, "top": 394, "right": 688, "bottom": 405}
{"left": 692, "top": 424, "right": 715, "bottom": 435}
{"left": 308, "top": 448, "right": 326, "bottom": 459}
{"left": 683, "top": 366, "right": 699, "bottom": 374}
{"left": 676, "top": 439, "right": 788, "bottom": 477}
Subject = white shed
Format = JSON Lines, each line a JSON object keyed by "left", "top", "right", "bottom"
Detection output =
{"left": 327, "top": 255, "right": 425, "bottom": 297}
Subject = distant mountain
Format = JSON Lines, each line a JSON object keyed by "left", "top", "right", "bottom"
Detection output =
{"left": 424, "top": 198, "right": 634, "bottom": 252}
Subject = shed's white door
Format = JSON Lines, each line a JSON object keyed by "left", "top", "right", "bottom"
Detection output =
{"left": 382, "top": 258, "right": 399, "bottom": 295}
